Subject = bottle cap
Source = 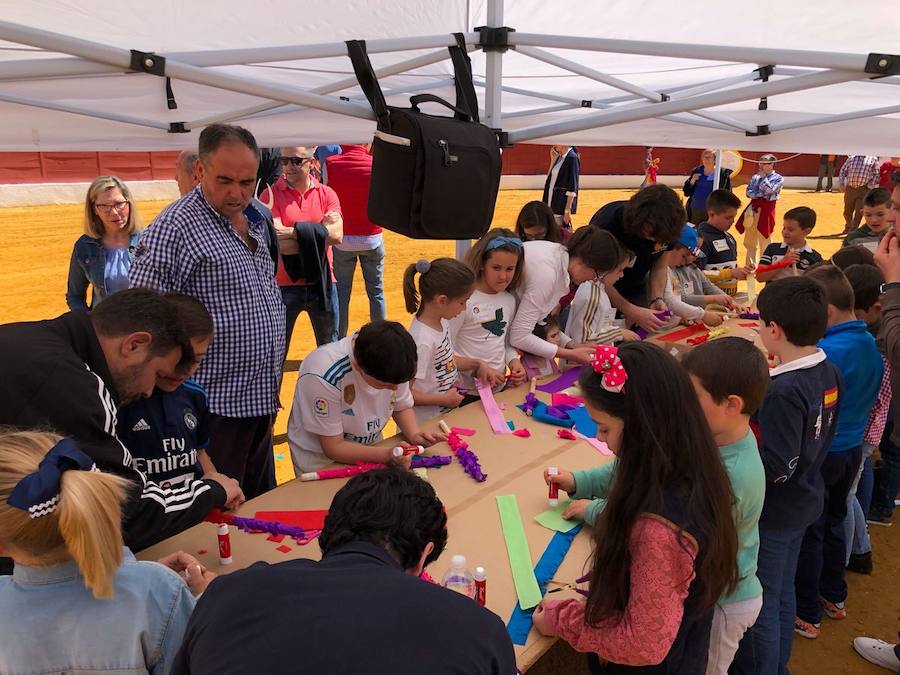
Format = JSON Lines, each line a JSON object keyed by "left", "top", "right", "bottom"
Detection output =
{"left": 450, "top": 554, "right": 467, "bottom": 569}
{"left": 392, "top": 446, "right": 403, "bottom": 457}
{"left": 217, "top": 523, "right": 229, "bottom": 534}
{"left": 474, "top": 566, "right": 486, "bottom": 580}
{"left": 548, "top": 467, "right": 558, "bottom": 476}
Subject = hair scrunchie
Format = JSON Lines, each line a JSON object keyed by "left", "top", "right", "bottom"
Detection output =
{"left": 8, "top": 438, "right": 98, "bottom": 519}
{"left": 415, "top": 259, "right": 431, "bottom": 274}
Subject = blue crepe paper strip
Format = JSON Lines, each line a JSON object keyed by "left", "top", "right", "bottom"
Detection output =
{"left": 506, "top": 524, "right": 583, "bottom": 645}
{"left": 516, "top": 400, "right": 575, "bottom": 428}
{"left": 567, "top": 405, "right": 598, "bottom": 438}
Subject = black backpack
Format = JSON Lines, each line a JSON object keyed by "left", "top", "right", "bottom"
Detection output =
{"left": 347, "top": 35, "right": 502, "bottom": 240}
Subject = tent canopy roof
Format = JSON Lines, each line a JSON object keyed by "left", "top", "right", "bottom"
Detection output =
{"left": 1, "top": 0, "right": 899, "bottom": 154}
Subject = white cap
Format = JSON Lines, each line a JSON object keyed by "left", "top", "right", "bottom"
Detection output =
{"left": 548, "top": 467, "right": 558, "bottom": 476}
{"left": 392, "top": 446, "right": 404, "bottom": 457}
{"left": 474, "top": 566, "right": 486, "bottom": 580}
{"left": 217, "top": 523, "right": 229, "bottom": 534}
{"left": 450, "top": 554, "right": 467, "bottom": 569}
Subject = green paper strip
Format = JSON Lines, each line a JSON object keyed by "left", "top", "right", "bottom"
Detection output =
{"left": 534, "top": 501, "right": 578, "bottom": 533}
{"left": 496, "top": 494, "right": 543, "bottom": 610}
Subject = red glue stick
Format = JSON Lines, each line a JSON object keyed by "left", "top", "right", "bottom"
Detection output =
{"left": 548, "top": 467, "right": 559, "bottom": 507}
{"left": 217, "top": 523, "right": 233, "bottom": 565}
{"left": 474, "top": 566, "right": 487, "bottom": 606}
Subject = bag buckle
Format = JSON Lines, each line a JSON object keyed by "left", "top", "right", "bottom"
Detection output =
{"left": 438, "top": 140, "right": 458, "bottom": 167}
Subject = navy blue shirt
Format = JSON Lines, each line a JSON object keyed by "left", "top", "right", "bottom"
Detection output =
{"left": 759, "top": 242, "right": 823, "bottom": 273}
{"left": 117, "top": 380, "right": 209, "bottom": 489}
{"left": 696, "top": 221, "right": 738, "bottom": 270}
{"left": 753, "top": 351, "right": 841, "bottom": 531}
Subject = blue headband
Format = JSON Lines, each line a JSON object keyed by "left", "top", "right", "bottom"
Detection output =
{"left": 8, "top": 438, "right": 97, "bottom": 519}
{"left": 485, "top": 236, "right": 524, "bottom": 253}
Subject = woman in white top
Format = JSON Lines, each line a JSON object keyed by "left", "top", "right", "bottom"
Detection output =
{"left": 449, "top": 229, "right": 527, "bottom": 401}
{"left": 404, "top": 258, "right": 504, "bottom": 423}
{"left": 509, "top": 227, "right": 625, "bottom": 366}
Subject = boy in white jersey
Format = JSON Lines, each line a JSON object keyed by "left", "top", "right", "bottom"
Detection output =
{"left": 287, "top": 321, "right": 445, "bottom": 473}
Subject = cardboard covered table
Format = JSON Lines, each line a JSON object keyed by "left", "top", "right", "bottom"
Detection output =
{"left": 139, "top": 377, "right": 612, "bottom": 672}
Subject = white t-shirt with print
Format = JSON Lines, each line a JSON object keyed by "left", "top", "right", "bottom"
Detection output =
{"left": 287, "top": 335, "right": 414, "bottom": 472}
{"left": 408, "top": 317, "right": 459, "bottom": 423}
{"left": 447, "top": 289, "right": 518, "bottom": 393}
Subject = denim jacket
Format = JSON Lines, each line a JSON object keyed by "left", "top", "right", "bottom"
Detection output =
{"left": 0, "top": 548, "right": 195, "bottom": 675}
{"left": 67, "top": 233, "right": 139, "bottom": 311}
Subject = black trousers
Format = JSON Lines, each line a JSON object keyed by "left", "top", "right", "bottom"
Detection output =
{"left": 207, "top": 413, "right": 276, "bottom": 500}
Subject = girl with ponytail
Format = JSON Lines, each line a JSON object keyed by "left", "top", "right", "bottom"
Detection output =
{"left": 0, "top": 430, "right": 203, "bottom": 674}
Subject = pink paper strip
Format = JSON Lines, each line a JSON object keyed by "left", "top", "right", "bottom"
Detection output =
{"left": 576, "top": 431, "right": 612, "bottom": 456}
{"left": 551, "top": 392, "right": 585, "bottom": 407}
{"left": 451, "top": 426, "right": 476, "bottom": 436}
{"left": 512, "top": 428, "right": 531, "bottom": 438}
{"left": 476, "top": 381, "right": 512, "bottom": 434}
{"left": 536, "top": 366, "right": 583, "bottom": 393}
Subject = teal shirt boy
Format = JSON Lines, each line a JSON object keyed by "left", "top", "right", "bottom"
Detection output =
{"left": 569, "top": 429, "right": 764, "bottom": 604}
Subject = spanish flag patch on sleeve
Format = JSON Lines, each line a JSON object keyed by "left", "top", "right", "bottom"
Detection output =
{"left": 824, "top": 387, "right": 838, "bottom": 409}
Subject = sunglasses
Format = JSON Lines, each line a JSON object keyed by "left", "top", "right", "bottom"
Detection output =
{"left": 279, "top": 156, "right": 313, "bottom": 167}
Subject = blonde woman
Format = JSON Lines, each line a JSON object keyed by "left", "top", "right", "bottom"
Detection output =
{"left": 66, "top": 176, "right": 143, "bottom": 311}
{"left": 683, "top": 149, "right": 734, "bottom": 224}
{"left": 0, "top": 429, "right": 207, "bottom": 674}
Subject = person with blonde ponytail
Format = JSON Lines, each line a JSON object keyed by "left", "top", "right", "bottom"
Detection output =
{"left": 0, "top": 430, "right": 203, "bottom": 674}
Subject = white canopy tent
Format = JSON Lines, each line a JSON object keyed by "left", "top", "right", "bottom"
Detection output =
{"left": 1, "top": 0, "right": 899, "bottom": 155}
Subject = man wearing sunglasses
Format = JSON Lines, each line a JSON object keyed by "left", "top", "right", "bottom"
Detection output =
{"left": 261, "top": 146, "right": 344, "bottom": 351}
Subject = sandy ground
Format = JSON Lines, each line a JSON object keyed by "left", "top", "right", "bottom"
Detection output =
{"left": 1, "top": 188, "right": 896, "bottom": 673}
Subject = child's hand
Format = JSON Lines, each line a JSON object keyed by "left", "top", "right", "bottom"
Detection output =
{"left": 407, "top": 430, "right": 448, "bottom": 447}
{"left": 566, "top": 346, "right": 597, "bottom": 366}
{"left": 544, "top": 467, "right": 576, "bottom": 493}
{"left": 507, "top": 359, "right": 527, "bottom": 386}
{"left": 702, "top": 310, "right": 724, "bottom": 326}
{"left": 783, "top": 250, "right": 800, "bottom": 265}
{"left": 475, "top": 362, "right": 506, "bottom": 388}
{"left": 732, "top": 267, "right": 750, "bottom": 280}
{"left": 532, "top": 599, "right": 561, "bottom": 636}
{"left": 562, "top": 499, "right": 593, "bottom": 521}
{"left": 715, "top": 295, "right": 739, "bottom": 311}
{"left": 183, "top": 563, "right": 217, "bottom": 596}
{"left": 441, "top": 389, "right": 465, "bottom": 409}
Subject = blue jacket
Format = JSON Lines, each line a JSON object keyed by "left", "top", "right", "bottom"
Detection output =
{"left": 754, "top": 350, "right": 841, "bottom": 531}
{"left": 0, "top": 548, "right": 194, "bottom": 675}
{"left": 819, "top": 320, "right": 883, "bottom": 452}
{"left": 66, "top": 233, "right": 139, "bottom": 311}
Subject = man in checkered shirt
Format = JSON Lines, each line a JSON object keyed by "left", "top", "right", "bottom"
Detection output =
{"left": 130, "top": 124, "right": 286, "bottom": 498}
{"left": 839, "top": 155, "right": 880, "bottom": 234}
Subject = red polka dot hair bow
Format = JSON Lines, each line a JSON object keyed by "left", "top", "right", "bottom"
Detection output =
{"left": 591, "top": 345, "right": 627, "bottom": 393}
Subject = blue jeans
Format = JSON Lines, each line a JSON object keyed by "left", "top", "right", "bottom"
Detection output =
{"left": 281, "top": 283, "right": 338, "bottom": 351}
{"left": 731, "top": 524, "right": 805, "bottom": 675}
{"left": 795, "top": 447, "right": 862, "bottom": 624}
{"left": 871, "top": 416, "right": 900, "bottom": 518}
{"left": 844, "top": 445, "right": 874, "bottom": 560}
{"left": 332, "top": 245, "right": 387, "bottom": 338}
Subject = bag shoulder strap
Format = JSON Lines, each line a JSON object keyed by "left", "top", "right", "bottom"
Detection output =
{"left": 346, "top": 40, "right": 388, "bottom": 120}
{"left": 450, "top": 33, "right": 480, "bottom": 124}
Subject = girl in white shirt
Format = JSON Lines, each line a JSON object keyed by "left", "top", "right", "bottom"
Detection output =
{"left": 449, "top": 229, "right": 528, "bottom": 402}
{"left": 510, "top": 227, "right": 627, "bottom": 367}
{"left": 565, "top": 248, "right": 641, "bottom": 346}
{"left": 404, "top": 258, "right": 503, "bottom": 423}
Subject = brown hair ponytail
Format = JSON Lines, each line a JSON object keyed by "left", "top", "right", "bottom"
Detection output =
{"left": 402, "top": 258, "right": 474, "bottom": 315}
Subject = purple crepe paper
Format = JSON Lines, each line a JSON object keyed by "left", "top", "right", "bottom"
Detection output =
{"left": 545, "top": 403, "right": 577, "bottom": 419}
{"left": 635, "top": 310, "right": 674, "bottom": 340}
{"left": 227, "top": 514, "right": 308, "bottom": 540}
{"left": 449, "top": 433, "right": 487, "bottom": 482}
{"left": 522, "top": 392, "right": 539, "bottom": 416}
{"left": 536, "top": 366, "right": 583, "bottom": 393}
{"left": 411, "top": 455, "right": 452, "bottom": 469}
{"left": 739, "top": 311, "right": 760, "bottom": 320}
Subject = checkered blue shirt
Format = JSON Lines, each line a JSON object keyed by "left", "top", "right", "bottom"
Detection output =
{"left": 746, "top": 171, "right": 784, "bottom": 201}
{"left": 129, "top": 188, "right": 286, "bottom": 418}
{"left": 839, "top": 155, "right": 880, "bottom": 189}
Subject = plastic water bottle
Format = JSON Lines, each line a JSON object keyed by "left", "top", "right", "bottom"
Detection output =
{"left": 441, "top": 554, "right": 476, "bottom": 599}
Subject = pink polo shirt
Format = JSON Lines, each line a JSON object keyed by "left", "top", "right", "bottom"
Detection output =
{"left": 261, "top": 175, "right": 342, "bottom": 287}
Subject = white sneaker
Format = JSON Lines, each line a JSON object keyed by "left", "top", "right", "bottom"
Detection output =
{"left": 853, "top": 637, "right": 900, "bottom": 671}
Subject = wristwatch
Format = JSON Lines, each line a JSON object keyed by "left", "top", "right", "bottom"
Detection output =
{"left": 880, "top": 282, "right": 900, "bottom": 294}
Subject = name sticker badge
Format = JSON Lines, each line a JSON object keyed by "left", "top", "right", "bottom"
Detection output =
{"left": 713, "top": 238, "right": 729, "bottom": 252}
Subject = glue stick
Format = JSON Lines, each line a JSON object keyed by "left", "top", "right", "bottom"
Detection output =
{"left": 473, "top": 566, "right": 487, "bottom": 606}
{"left": 217, "top": 523, "right": 233, "bottom": 565}
{"left": 547, "top": 467, "right": 560, "bottom": 507}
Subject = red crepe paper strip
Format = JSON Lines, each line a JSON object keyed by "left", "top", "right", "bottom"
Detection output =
{"left": 739, "top": 322, "right": 760, "bottom": 328}
{"left": 556, "top": 429, "right": 577, "bottom": 440}
{"left": 755, "top": 259, "right": 793, "bottom": 277}
{"left": 656, "top": 323, "right": 709, "bottom": 343}
{"left": 266, "top": 534, "right": 285, "bottom": 543}
{"left": 512, "top": 428, "right": 531, "bottom": 438}
{"left": 451, "top": 426, "right": 476, "bottom": 436}
{"left": 275, "top": 545, "right": 292, "bottom": 554}
{"left": 197, "top": 549, "right": 207, "bottom": 555}
{"left": 686, "top": 334, "right": 711, "bottom": 346}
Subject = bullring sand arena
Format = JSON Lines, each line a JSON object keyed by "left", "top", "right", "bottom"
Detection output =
{"left": 1, "top": 186, "right": 896, "bottom": 674}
